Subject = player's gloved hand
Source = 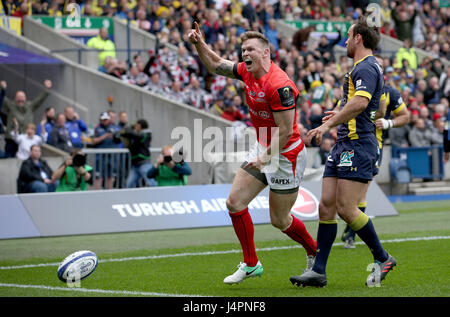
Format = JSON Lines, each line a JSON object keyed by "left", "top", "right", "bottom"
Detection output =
{"left": 379, "top": 118, "right": 394, "bottom": 130}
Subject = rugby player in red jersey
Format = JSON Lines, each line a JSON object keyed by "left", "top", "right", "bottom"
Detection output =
{"left": 188, "top": 22, "right": 316, "bottom": 284}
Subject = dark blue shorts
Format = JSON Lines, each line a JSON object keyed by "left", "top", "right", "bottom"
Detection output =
{"left": 323, "top": 137, "right": 380, "bottom": 183}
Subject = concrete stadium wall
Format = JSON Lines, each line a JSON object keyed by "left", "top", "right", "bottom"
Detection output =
{"left": 23, "top": 17, "right": 98, "bottom": 69}
{"left": 23, "top": 16, "right": 178, "bottom": 70}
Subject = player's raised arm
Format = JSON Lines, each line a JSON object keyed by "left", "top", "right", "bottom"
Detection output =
{"left": 188, "top": 22, "right": 236, "bottom": 79}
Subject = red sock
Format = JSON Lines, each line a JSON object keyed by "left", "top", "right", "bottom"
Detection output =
{"left": 283, "top": 215, "right": 317, "bottom": 256}
{"left": 229, "top": 208, "right": 258, "bottom": 267}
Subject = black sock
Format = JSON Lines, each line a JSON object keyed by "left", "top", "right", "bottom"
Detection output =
{"left": 312, "top": 221, "right": 338, "bottom": 275}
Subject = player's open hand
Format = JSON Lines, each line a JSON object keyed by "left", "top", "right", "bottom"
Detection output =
{"left": 307, "top": 124, "right": 330, "bottom": 145}
{"left": 188, "top": 22, "right": 202, "bottom": 45}
{"left": 322, "top": 110, "right": 337, "bottom": 123}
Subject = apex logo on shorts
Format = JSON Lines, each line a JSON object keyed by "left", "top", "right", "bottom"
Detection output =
{"left": 290, "top": 187, "right": 319, "bottom": 218}
{"left": 270, "top": 178, "right": 291, "bottom": 185}
{"left": 338, "top": 150, "right": 354, "bottom": 167}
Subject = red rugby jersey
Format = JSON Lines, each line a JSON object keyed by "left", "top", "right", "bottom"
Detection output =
{"left": 233, "top": 61, "right": 302, "bottom": 149}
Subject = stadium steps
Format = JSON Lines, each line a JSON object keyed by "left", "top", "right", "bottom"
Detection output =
{"left": 409, "top": 181, "right": 450, "bottom": 195}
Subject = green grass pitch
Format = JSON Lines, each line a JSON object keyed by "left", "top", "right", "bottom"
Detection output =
{"left": 0, "top": 200, "right": 449, "bottom": 298}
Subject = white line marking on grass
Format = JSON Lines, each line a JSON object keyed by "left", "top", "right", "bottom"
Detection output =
{"left": 0, "top": 283, "right": 206, "bottom": 297}
{"left": 1, "top": 235, "right": 449, "bottom": 271}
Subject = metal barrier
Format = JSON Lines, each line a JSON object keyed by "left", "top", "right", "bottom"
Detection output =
{"left": 82, "top": 147, "right": 161, "bottom": 189}
{"left": 391, "top": 145, "right": 444, "bottom": 180}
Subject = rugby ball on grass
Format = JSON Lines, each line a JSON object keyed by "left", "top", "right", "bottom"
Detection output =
{"left": 57, "top": 250, "right": 98, "bottom": 283}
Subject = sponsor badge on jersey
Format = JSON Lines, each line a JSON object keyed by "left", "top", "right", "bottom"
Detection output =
{"left": 277, "top": 86, "right": 295, "bottom": 108}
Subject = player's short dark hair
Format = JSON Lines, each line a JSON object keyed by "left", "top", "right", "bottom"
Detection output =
{"left": 353, "top": 16, "right": 380, "bottom": 51}
{"left": 137, "top": 119, "right": 148, "bottom": 129}
{"left": 240, "top": 31, "right": 270, "bottom": 48}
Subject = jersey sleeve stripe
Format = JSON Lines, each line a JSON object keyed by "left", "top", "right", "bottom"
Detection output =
{"left": 392, "top": 102, "right": 406, "bottom": 114}
{"left": 354, "top": 90, "right": 372, "bottom": 100}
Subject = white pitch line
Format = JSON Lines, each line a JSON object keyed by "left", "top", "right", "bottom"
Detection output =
{"left": 0, "top": 283, "right": 205, "bottom": 297}
{"left": 1, "top": 235, "right": 449, "bottom": 271}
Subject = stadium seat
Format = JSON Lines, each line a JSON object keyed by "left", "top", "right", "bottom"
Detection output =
{"left": 389, "top": 158, "right": 411, "bottom": 194}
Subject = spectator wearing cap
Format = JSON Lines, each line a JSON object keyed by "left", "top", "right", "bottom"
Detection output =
{"left": 91, "top": 111, "right": 119, "bottom": 189}
{"left": 385, "top": 66, "right": 395, "bottom": 85}
{"left": 392, "top": 75, "right": 402, "bottom": 91}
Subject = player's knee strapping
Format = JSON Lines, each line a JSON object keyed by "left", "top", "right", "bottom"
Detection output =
{"left": 349, "top": 212, "right": 369, "bottom": 232}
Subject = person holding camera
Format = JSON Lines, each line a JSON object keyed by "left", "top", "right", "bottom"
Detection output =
{"left": 52, "top": 149, "right": 92, "bottom": 192}
{"left": 146, "top": 145, "right": 192, "bottom": 187}
{"left": 119, "top": 119, "right": 156, "bottom": 188}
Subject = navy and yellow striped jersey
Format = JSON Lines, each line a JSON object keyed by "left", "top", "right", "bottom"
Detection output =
{"left": 376, "top": 84, "right": 407, "bottom": 148}
{"left": 337, "top": 55, "right": 384, "bottom": 141}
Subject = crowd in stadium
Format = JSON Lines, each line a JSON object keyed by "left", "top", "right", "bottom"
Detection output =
{"left": 1, "top": 1, "right": 450, "bottom": 177}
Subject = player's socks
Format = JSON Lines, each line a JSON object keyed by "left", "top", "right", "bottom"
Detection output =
{"left": 346, "top": 202, "right": 367, "bottom": 240}
{"left": 311, "top": 220, "right": 338, "bottom": 274}
{"left": 229, "top": 208, "right": 258, "bottom": 267}
{"left": 351, "top": 212, "right": 389, "bottom": 263}
{"left": 282, "top": 215, "right": 317, "bottom": 256}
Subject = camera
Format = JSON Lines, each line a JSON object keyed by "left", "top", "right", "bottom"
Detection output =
{"left": 163, "top": 155, "right": 173, "bottom": 163}
{"left": 72, "top": 153, "right": 87, "bottom": 167}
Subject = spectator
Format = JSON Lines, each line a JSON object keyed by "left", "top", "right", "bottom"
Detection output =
{"left": 221, "top": 100, "right": 250, "bottom": 124}
{"left": 391, "top": 1, "right": 417, "bottom": 42}
{"left": 17, "top": 145, "right": 57, "bottom": 193}
{"left": 87, "top": 27, "right": 116, "bottom": 68}
{"left": 147, "top": 72, "right": 166, "bottom": 95}
{"left": 395, "top": 38, "right": 418, "bottom": 70}
{"left": 380, "top": 21, "right": 397, "bottom": 39}
{"left": 120, "top": 119, "right": 156, "bottom": 188}
{"left": 52, "top": 149, "right": 93, "bottom": 192}
{"left": 409, "top": 118, "right": 434, "bottom": 147}
{"left": 1, "top": 79, "right": 52, "bottom": 158}
{"left": 165, "top": 81, "right": 187, "bottom": 104}
{"left": 303, "top": 61, "right": 323, "bottom": 92}
{"left": 424, "top": 76, "right": 443, "bottom": 106}
{"left": 292, "top": 25, "right": 315, "bottom": 51}
{"left": 11, "top": 120, "right": 47, "bottom": 160}
{"left": 203, "top": 9, "right": 224, "bottom": 44}
{"left": 184, "top": 75, "right": 211, "bottom": 109}
{"left": 389, "top": 123, "right": 411, "bottom": 150}
{"left": 429, "top": 115, "right": 445, "bottom": 145}
{"left": 91, "top": 111, "right": 118, "bottom": 189}
{"left": 122, "top": 63, "right": 149, "bottom": 88}
{"left": 48, "top": 113, "right": 72, "bottom": 153}
{"left": 312, "top": 137, "right": 335, "bottom": 169}
{"left": 0, "top": 81, "right": 6, "bottom": 137}
{"left": 264, "top": 19, "right": 280, "bottom": 51}
{"left": 147, "top": 145, "right": 192, "bottom": 186}
{"left": 64, "top": 106, "right": 88, "bottom": 149}
{"left": 36, "top": 106, "right": 55, "bottom": 141}
{"left": 316, "top": 30, "right": 342, "bottom": 64}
